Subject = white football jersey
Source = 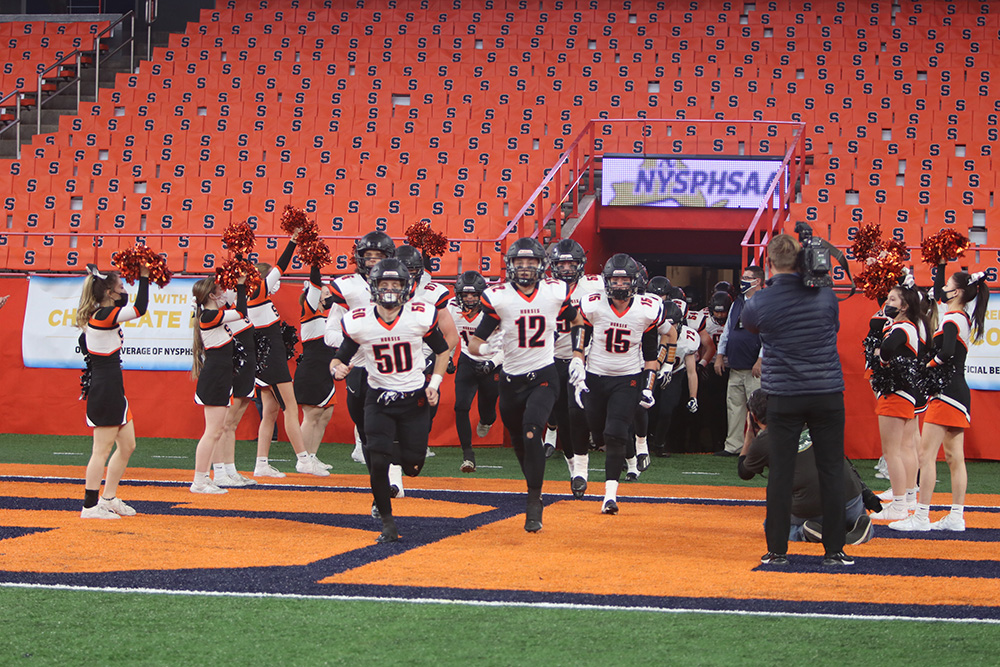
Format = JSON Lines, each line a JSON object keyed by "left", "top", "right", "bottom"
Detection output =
{"left": 554, "top": 275, "right": 604, "bottom": 359}
{"left": 449, "top": 303, "right": 504, "bottom": 366}
{"left": 342, "top": 301, "right": 439, "bottom": 392}
{"left": 480, "top": 279, "right": 572, "bottom": 376}
{"left": 412, "top": 274, "right": 451, "bottom": 310}
{"left": 580, "top": 293, "right": 663, "bottom": 377}
{"left": 325, "top": 272, "right": 372, "bottom": 366}
{"left": 668, "top": 325, "right": 701, "bottom": 376}
{"left": 704, "top": 316, "right": 725, "bottom": 347}
{"left": 687, "top": 308, "right": 708, "bottom": 332}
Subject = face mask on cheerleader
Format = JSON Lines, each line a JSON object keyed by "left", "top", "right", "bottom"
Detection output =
{"left": 883, "top": 304, "right": 900, "bottom": 319}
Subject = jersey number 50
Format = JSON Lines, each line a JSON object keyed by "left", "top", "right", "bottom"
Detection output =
{"left": 372, "top": 342, "right": 414, "bottom": 374}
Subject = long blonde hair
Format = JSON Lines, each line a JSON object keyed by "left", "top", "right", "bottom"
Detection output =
{"left": 76, "top": 265, "right": 120, "bottom": 329}
{"left": 191, "top": 276, "right": 216, "bottom": 379}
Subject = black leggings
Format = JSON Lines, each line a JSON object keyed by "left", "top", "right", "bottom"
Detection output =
{"left": 453, "top": 357, "right": 500, "bottom": 457}
{"left": 584, "top": 373, "right": 640, "bottom": 482}
{"left": 365, "top": 390, "right": 430, "bottom": 517}
{"left": 498, "top": 364, "right": 560, "bottom": 491}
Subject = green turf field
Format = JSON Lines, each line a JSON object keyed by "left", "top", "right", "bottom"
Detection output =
{"left": 3, "top": 433, "right": 999, "bottom": 665}
{"left": 3, "top": 432, "right": 999, "bottom": 492}
{"left": 2, "top": 586, "right": 998, "bottom": 666}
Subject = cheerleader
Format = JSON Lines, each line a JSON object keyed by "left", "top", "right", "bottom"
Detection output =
{"left": 77, "top": 263, "right": 149, "bottom": 519}
{"left": 870, "top": 285, "right": 927, "bottom": 521}
{"left": 190, "top": 274, "right": 247, "bottom": 493}
{"left": 249, "top": 234, "right": 329, "bottom": 478}
{"left": 891, "top": 270, "right": 989, "bottom": 532}
{"left": 295, "top": 264, "right": 337, "bottom": 464}
{"left": 210, "top": 284, "right": 258, "bottom": 487}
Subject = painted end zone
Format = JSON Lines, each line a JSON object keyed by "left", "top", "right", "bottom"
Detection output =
{"left": 1, "top": 464, "right": 999, "bottom": 622}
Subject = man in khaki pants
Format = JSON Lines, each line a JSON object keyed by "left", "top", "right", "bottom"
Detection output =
{"left": 713, "top": 265, "right": 764, "bottom": 456}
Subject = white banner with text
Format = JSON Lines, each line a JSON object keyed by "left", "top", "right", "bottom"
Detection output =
{"left": 22, "top": 276, "right": 197, "bottom": 371}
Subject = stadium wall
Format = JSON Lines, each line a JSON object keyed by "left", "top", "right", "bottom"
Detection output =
{"left": 3, "top": 272, "right": 999, "bottom": 460}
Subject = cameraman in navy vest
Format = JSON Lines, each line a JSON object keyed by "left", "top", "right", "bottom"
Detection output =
{"left": 713, "top": 265, "right": 764, "bottom": 456}
{"left": 741, "top": 233, "right": 851, "bottom": 567}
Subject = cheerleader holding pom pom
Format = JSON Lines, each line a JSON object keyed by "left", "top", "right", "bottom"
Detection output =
{"left": 190, "top": 273, "right": 248, "bottom": 493}
{"left": 77, "top": 263, "right": 149, "bottom": 518}
{"left": 249, "top": 231, "right": 329, "bottom": 477}
{"left": 890, "top": 269, "right": 989, "bottom": 532}
{"left": 294, "top": 263, "right": 337, "bottom": 467}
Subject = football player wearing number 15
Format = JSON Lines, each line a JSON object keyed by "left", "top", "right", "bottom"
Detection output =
{"left": 578, "top": 254, "right": 664, "bottom": 515}
{"left": 469, "top": 237, "right": 586, "bottom": 533}
{"left": 330, "top": 259, "right": 451, "bottom": 544}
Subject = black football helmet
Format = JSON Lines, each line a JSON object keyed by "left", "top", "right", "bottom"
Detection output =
{"left": 547, "top": 238, "right": 587, "bottom": 283}
{"left": 454, "top": 270, "right": 488, "bottom": 312}
{"left": 667, "top": 286, "right": 688, "bottom": 319}
{"left": 709, "top": 290, "right": 733, "bottom": 325}
{"left": 355, "top": 230, "right": 396, "bottom": 277}
{"left": 646, "top": 275, "right": 671, "bottom": 298}
{"left": 504, "top": 237, "right": 548, "bottom": 287}
{"left": 395, "top": 244, "right": 425, "bottom": 283}
{"left": 662, "top": 300, "right": 684, "bottom": 331}
{"left": 635, "top": 262, "right": 649, "bottom": 294}
{"left": 714, "top": 280, "right": 734, "bottom": 299}
{"left": 368, "top": 258, "right": 411, "bottom": 308}
{"left": 602, "top": 253, "right": 641, "bottom": 301}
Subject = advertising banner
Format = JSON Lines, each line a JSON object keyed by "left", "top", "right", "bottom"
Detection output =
{"left": 965, "top": 292, "right": 1000, "bottom": 391}
{"left": 22, "top": 276, "right": 198, "bottom": 371}
{"left": 601, "top": 155, "right": 784, "bottom": 209}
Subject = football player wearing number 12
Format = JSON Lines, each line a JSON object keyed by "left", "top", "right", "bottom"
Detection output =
{"left": 469, "top": 237, "right": 585, "bottom": 533}
{"left": 330, "top": 258, "right": 451, "bottom": 544}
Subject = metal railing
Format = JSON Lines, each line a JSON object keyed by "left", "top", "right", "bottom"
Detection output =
{"left": 0, "top": 90, "right": 23, "bottom": 159}
{"left": 35, "top": 50, "right": 83, "bottom": 134}
{"left": 502, "top": 118, "right": 808, "bottom": 266}
{"left": 94, "top": 11, "right": 135, "bottom": 103}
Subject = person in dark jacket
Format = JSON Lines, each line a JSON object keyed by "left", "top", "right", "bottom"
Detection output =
{"left": 739, "top": 389, "right": 874, "bottom": 545}
{"left": 741, "top": 233, "right": 851, "bottom": 567}
{"left": 713, "top": 265, "right": 764, "bottom": 455}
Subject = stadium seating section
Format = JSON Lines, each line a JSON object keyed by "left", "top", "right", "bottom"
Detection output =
{"left": 0, "top": 1, "right": 997, "bottom": 278}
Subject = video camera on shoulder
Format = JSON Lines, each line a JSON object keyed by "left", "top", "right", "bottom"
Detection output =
{"left": 795, "top": 222, "right": 834, "bottom": 289}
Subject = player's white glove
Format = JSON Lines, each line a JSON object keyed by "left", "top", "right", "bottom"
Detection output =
{"left": 573, "top": 380, "right": 589, "bottom": 410}
{"left": 639, "top": 389, "right": 655, "bottom": 409}
{"left": 569, "top": 357, "right": 586, "bottom": 385}
{"left": 687, "top": 397, "right": 699, "bottom": 413}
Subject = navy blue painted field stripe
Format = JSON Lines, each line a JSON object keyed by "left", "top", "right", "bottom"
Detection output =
{"left": 755, "top": 556, "right": 1000, "bottom": 579}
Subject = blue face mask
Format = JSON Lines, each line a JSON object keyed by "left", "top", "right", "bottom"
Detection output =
{"left": 740, "top": 279, "right": 755, "bottom": 294}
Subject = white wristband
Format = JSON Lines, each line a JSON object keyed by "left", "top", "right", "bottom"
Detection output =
{"left": 428, "top": 374, "right": 443, "bottom": 391}
{"left": 478, "top": 342, "right": 492, "bottom": 357}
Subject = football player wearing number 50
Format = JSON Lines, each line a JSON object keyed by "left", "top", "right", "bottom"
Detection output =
{"left": 330, "top": 259, "right": 451, "bottom": 544}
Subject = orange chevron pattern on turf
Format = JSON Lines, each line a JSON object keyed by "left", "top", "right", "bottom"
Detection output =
{"left": 324, "top": 498, "right": 1000, "bottom": 607}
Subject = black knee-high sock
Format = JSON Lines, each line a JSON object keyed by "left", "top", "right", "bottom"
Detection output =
{"left": 369, "top": 452, "right": 393, "bottom": 517}
{"left": 604, "top": 437, "right": 627, "bottom": 482}
{"left": 522, "top": 424, "right": 546, "bottom": 489}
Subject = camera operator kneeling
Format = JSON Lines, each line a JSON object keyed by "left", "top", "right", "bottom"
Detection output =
{"left": 739, "top": 389, "right": 875, "bottom": 546}
{"left": 741, "top": 233, "right": 852, "bottom": 567}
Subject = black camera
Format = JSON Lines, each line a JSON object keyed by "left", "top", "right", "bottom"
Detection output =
{"left": 795, "top": 222, "right": 834, "bottom": 288}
